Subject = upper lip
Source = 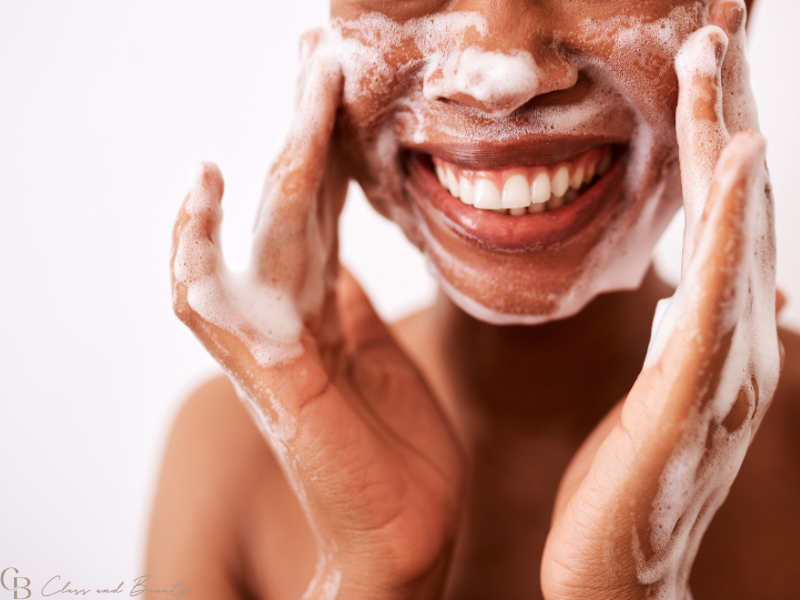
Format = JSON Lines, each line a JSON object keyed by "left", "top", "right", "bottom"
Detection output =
{"left": 403, "top": 134, "right": 631, "bottom": 171}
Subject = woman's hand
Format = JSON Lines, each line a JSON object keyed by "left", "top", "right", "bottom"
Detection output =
{"left": 541, "top": 2, "right": 782, "bottom": 598}
{"left": 170, "top": 31, "right": 464, "bottom": 600}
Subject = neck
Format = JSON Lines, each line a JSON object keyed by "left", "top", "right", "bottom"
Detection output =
{"left": 416, "top": 266, "right": 672, "bottom": 440}
{"left": 413, "top": 267, "right": 673, "bottom": 599}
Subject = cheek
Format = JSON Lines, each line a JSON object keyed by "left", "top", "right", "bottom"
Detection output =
{"left": 333, "top": 17, "right": 423, "bottom": 130}
{"left": 566, "top": 3, "right": 707, "bottom": 132}
{"left": 331, "top": 27, "right": 424, "bottom": 199}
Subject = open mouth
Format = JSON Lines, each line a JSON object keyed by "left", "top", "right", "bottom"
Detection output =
{"left": 407, "top": 143, "right": 628, "bottom": 252}
{"left": 432, "top": 146, "right": 613, "bottom": 215}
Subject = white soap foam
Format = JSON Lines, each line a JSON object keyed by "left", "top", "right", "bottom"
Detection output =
{"left": 174, "top": 166, "right": 305, "bottom": 369}
{"left": 423, "top": 46, "right": 544, "bottom": 118}
{"left": 675, "top": 26, "right": 730, "bottom": 265}
{"left": 321, "top": 570, "right": 342, "bottom": 600}
{"left": 644, "top": 295, "right": 674, "bottom": 368}
{"left": 301, "top": 544, "right": 343, "bottom": 600}
{"left": 632, "top": 124, "right": 779, "bottom": 594}
{"left": 330, "top": 11, "right": 488, "bottom": 106}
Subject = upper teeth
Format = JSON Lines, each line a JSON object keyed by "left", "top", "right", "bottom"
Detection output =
{"left": 432, "top": 148, "right": 612, "bottom": 215}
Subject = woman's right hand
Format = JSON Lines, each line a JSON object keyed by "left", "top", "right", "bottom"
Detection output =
{"left": 170, "top": 31, "right": 465, "bottom": 600}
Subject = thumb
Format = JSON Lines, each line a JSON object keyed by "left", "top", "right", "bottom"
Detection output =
{"left": 336, "top": 266, "right": 395, "bottom": 355}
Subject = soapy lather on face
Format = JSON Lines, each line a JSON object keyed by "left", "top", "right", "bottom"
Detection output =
{"left": 327, "top": 5, "right": 718, "bottom": 325}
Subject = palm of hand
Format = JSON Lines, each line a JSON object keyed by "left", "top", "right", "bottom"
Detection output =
{"left": 285, "top": 286, "right": 465, "bottom": 580}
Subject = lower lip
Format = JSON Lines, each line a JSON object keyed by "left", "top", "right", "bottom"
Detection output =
{"left": 407, "top": 150, "right": 627, "bottom": 252}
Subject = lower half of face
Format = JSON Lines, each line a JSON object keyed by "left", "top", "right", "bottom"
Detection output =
{"left": 332, "top": 2, "right": 708, "bottom": 324}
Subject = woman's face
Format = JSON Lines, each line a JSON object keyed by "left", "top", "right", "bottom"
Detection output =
{"left": 329, "top": 0, "right": 716, "bottom": 324}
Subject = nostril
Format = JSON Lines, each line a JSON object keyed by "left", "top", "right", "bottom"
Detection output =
{"left": 525, "top": 72, "right": 592, "bottom": 110}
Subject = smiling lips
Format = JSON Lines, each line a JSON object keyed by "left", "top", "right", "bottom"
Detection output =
{"left": 432, "top": 146, "right": 613, "bottom": 215}
{"left": 409, "top": 144, "right": 627, "bottom": 252}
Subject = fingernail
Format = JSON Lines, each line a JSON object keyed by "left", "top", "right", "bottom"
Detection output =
{"left": 707, "top": 34, "right": 727, "bottom": 68}
{"left": 726, "top": 7, "right": 744, "bottom": 34}
{"left": 715, "top": 40, "right": 725, "bottom": 66}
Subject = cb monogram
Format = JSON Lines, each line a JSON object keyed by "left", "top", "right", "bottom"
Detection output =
{"left": 0, "top": 568, "right": 30, "bottom": 599}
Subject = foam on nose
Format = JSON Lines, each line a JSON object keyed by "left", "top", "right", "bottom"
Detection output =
{"left": 423, "top": 47, "right": 542, "bottom": 118}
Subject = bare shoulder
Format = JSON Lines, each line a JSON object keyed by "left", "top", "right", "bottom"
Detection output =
{"left": 690, "top": 325, "right": 800, "bottom": 598}
{"left": 146, "top": 374, "right": 316, "bottom": 600}
{"left": 756, "top": 324, "right": 800, "bottom": 424}
{"left": 764, "top": 325, "right": 800, "bottom": 435}
{"left": 776, "top": 325, "right": 800, "bottom": 408}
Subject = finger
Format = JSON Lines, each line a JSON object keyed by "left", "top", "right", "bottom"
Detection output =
{"left": 171, "top": 165, "right": 340, "bottom": 463}
{"left": 675, "top": 25, "right": 729, "bottom": 266}
{"left": 251, "top": 31, "right": 345, "bottom": 303}
{"left": 611, "top": 135, "right": 770, "bottom": 571}
{"left": 171, "top": 162, "right": 226, "bottom": 330}
{"left": 641, "top": 131, "right": 766, "bottom": 419}
{"left": 603, "top": 134, "right": 765, "bottom": 559}
{"left": 708, "top": 0, "right": 760, "bottom": 134}
{"left": 337, "top": 266, "right": 395, "bottom": 355}
{"left": 172, "top": 163, "right": 304, "bottom": 372}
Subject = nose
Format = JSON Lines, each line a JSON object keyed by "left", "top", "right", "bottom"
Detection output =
{"left": 422, "top": 7, "right": 578, "bottom": 118}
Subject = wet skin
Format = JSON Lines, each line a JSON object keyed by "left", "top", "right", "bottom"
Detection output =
{"left": 148, "top": 0, "right": 800, "bottom": 598}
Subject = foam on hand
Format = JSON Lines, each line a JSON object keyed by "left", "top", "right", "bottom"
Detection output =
{"left": 174, "top": 164, "right": 305, "bottom": 370}
{"left": 675, "top": 26, "right": 731, "bottom": 265}
{"left": 633, "top": 29, "right": 776, "bottom": 589}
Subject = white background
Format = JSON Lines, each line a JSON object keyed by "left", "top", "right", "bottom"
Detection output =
{"left": 1, "top": 0, "right": 797, "bottom": 591}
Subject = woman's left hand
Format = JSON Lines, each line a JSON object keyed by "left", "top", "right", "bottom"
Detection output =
{"left": 541, "top": 1, "right": 783, "bottom": 598}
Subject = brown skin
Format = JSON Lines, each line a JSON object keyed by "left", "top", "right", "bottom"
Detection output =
{"left": 146, "top": 317, "right": 800, "bottom": 600}
{"left": 149, "top": 0, "right": 799, "bottom": 598}
{"left": 331, "top": 0, "right": 717, "bottom": 319}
